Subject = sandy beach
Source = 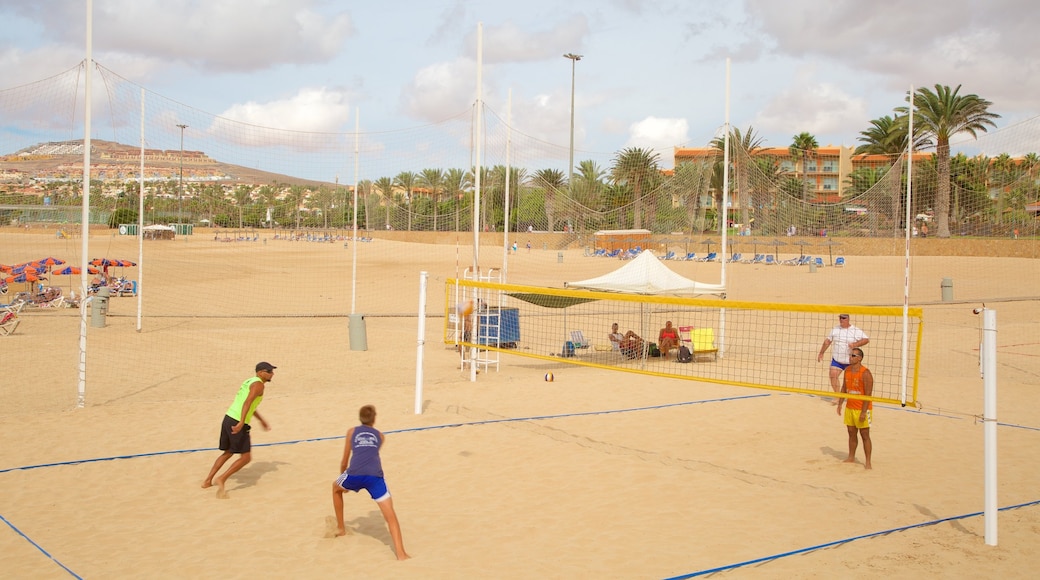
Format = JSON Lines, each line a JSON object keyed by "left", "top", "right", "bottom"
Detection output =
{"left": 1, "top": 229, "right": 1038, "bottom": 579}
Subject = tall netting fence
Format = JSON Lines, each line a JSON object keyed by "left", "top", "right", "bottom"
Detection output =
{"left": 0, "top": 61, "right": 1037, "bottom": 413}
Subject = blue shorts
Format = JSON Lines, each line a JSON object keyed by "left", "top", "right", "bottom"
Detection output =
{"left": 830, "top": 359, "right": 848, "bottom": 371}
{"left": 335, "top": 473, "right": 390, "bottom": 502}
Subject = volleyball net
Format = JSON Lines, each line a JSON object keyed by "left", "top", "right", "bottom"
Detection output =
{"left": 446, "top": 278, "right": 923, "bottom": 406}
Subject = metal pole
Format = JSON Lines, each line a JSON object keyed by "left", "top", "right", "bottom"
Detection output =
{"left": 176, "top": 123, "right": 187, "bottom": 222}
{"left": 563, "top": 53, "right": 582, "bottom": 195}
{"left": 982, "top": 308, "right": 998, "bottom": 546}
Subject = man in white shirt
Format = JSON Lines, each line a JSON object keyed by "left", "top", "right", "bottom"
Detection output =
{"left": 817, "top": 314, "right": 869, "bottom": 399}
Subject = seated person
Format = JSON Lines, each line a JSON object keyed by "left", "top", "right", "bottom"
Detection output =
{"left": 608, "top": 322, "right": 643, "bottom": 359}
{"left": 658, "top": 321, "right": 680, "bottom": 358}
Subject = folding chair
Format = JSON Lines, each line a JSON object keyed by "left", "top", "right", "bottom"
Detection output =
{"left": 690, "top": 328, "right": 718, "bottom": 361}
{"left": 0, "top": 314, "right": 20, "bottom": 336}
{"left": 570, "top": 330, "right": 590, "bottom": 349}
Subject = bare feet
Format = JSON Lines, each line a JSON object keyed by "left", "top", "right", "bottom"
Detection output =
{"left": 842, "top": 457, "right": 856, "bottom": 464}
{"left": 201, "top": 480, "right": 213, "bottom": 489}
{"left": 864, "top": 462, "right": 872, "bottom": 470}
{"left": 215, "top": 478, "right": 229, "bottom": 499}
{"left": 324, "top": 516, "right": 347, "bottom": 538}
{"left": 396, "top": 552, "right": 411, "bottom": 561}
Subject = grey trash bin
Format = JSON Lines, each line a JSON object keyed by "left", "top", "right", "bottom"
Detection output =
{"left": 91, "top": 286, "right": 110, "bottom": 328}
{"left": 348, "top": 313, "right": 368, "bottom": 351}
{"left": 808, "top": 261, "right": 817, "bottom": 273}
{"left": 941, "top": 277, "right": 953, "bottom": 302}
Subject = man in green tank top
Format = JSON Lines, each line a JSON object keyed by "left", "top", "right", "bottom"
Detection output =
{"left": 202, "top": 361, "right": 277, "bottom": 498}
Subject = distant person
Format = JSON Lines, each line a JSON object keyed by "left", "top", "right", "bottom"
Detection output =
{"left": 332, "top": 404, "right": 410, "bottom": 560}
{"left": 512, "top": 241, "right": 518, "bottom": 254}
{"left": 818, "top": 314, "right": 869, "bottom": 399}
{"left": 202, "top": 362, "right": 277, "bottom": 498}
{"left": 920, "top": 222, "right": 928, "bottom": 238}
{"left": 836, "top": 348, "right": 873, "bottom": 469}
{"left": 658, "top": 321, "right": 680, "bottom": 359}
{"left": 609, "top": 322, "right": 643, "bottom": 359}
{"left": 526, "top": 241, "right": 531, "bottom": 253}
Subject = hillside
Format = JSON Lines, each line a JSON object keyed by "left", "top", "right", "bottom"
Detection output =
{"left": 1, "top": 139, "right": 334, "bottom": 187}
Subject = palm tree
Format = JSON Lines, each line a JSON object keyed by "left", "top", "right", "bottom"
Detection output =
{"left": 670, "top": 161, "right": 713, "bottom": 234}
{"left": 855, "top": 115, "right": 933, "bottom": 156}
{"left": 355, "top": 180, "right": 372, "bottom": 230}
{"left": 990, "top": 153, "right": 1017, "bottom": 225}
{"left": 789, "top": 132, "right": 819, "bottom": 200}
{"left": 610, "top": 147, "right": 661, "bottom": 230}
{"left": 419, "top": 168, "right": 446, "bottom": 231}
{"left": 443, "top": 168, "right": 470, "bottom": 232}
{"left": 232, "top": 185, "right": 253, "bottom": 229}
{"left": 572, "top": 160, "right": 607, "bottom": 232}
{"left": 531, "top": 168, "right": 566, "bottom": 232}
{"left": 898, "top": 84, "right": 1000, "bottom": 237}
{"left": 712, "top": 126, "right": 766, "bottom": 231}
{"left": 373, "top": 176, "right": 395, "bottom": 230}
{"left": 394, "top": 171, "right": 418, "bottom": 231}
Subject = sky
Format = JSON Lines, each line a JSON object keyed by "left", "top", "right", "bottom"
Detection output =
{"left": 1, "top": 0, "right": 1038, "bottom": 171}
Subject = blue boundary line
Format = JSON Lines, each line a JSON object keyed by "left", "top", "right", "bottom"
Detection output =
{"left": 0, "top": 513, "right": 83, "bottom": 580}
{"left": 662, "top": 500, "right": 1040, "bottom": 579}
{"left": 0, "top": 394, "right": 770, "bottom": 475}
{"left": 2, "top": 392, "right": 1037, "bottom": 579}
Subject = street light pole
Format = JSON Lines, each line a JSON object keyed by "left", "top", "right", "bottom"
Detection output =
{"left": 563, "top": 53, "right": 582, "bottom": 196}
{"left": 176, "top": 123, "right": 188, "bottom": 222}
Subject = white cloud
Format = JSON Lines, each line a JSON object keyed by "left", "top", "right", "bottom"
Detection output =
{"left": 16, "top": 0, "right": 354, "bottom": 72}
{"left": 401, "top": 59, "right": 476, "bottom": 121}
{"left": 478, "top": 15, "right": 589, "bottom": 64}
{"left": 625, "top": 117, "right": 690, "bottom": 168}
{"left": 754, "top": 76, "right": 867, "bottom": 146}
{"left": 212, "top": 87, "right": 352, "bottom": 148}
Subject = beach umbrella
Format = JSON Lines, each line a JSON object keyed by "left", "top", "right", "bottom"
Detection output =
{"left": 769, "top": 239, "right": 787, "bottom": 261}
{"left": 700, "top": 238, "right": 716, "bottom": 254}
{"left": 50, "top": 265, "right": 99, "bottom": 292}
{"left": 790, "top": 239, "right": 813, "bottom": 258}
{"left": 0, "top": 264, "right": 12, "bottom": 273}
{"left": 817, "top": 239, "right": 842, "bottom": 266}
{"left": 90, "top": 258, "right": 115, "bottom": 267}
{"left": 35, "top": 257, "right": 65, "bottom": 267}
{"left": 5, "top": 272, "right": 43, "bottom": 284}
{"left": 51, "top": 266, "right": 99, "bottom": 276}
{"left": 11, "top": 263, "right": 47, "bottom": 275}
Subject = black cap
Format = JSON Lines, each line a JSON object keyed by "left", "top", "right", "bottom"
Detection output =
{"left": 839, "top": 314, "right": 849, "bottom": 319}
{"left": 256, "top": 361, "right": 277, "bottom": 372}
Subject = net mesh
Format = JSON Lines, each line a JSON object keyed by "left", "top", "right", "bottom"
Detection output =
{"left": 0, "top": 60, "right": 1036, "bottom": 413}
{"left": 446, "top": 279, "right": 922, "bottom": 406}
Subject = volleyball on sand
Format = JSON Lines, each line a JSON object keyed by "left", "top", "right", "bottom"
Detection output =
{"left": 544, "top": 372, "right": 554, "bottom": 382}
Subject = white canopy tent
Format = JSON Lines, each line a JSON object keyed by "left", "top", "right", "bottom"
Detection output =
{"left": 565, "top": 250, "right": 725, "bottom": 297}
{"left": 563, "top": 250, "right": 725, "bottom": 364}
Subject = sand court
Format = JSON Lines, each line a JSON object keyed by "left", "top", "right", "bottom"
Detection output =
{"left": 1, "top": 229, "right": 1039, "bottom": 578}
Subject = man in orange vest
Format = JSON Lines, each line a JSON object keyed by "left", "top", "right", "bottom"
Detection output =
{"left": 836, "top": 348, "right": 874, "bottom": 469}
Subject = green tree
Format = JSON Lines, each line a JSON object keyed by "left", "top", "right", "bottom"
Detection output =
{"left": 610, "top": 147, "right": 661, "bottom": 230}
{"left": 531, "top": 168, "right": 565, "bottom": 232}
{"left": 789, "top": 132, "right": 819, "bottom": 200}
{"left": 855, "top": 115, "right": 932, "bottom": 156}
{"left": 712, "top": 126, "right": 766, "bottom": 231}
{"left": 899, "top": 84, "right": 1000, "bottom": 237}
{"left": 394, "top": 171, "right": 418, "bottom": 231}
{"left": 373, "top": 176, "right": 395, "bottom": 231}
{"left": 419, "top": 168, "right": 446, "bottom": 231}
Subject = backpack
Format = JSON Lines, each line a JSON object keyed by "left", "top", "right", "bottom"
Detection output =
{"left": 647, "top": 342, "right": 660, "bottom": 357}
{"left": 677, "top": 345, "right": 692, "bottom": 363}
